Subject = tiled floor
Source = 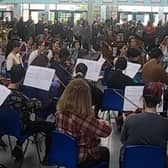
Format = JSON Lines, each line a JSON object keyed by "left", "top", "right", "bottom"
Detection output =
{"left": 0, "top": 119, "right": 122, "bottom": 168}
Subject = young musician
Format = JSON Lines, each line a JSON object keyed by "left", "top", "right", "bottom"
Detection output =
{"left": 120, "top": 82, "right": 168, "bottom": 167}
{"left": 56, "top": 79, "right": 112, "bottom": 168}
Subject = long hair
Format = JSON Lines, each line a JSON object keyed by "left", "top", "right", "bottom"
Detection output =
{"left": 57, "top": 78, "right": 93, "bottom": 116}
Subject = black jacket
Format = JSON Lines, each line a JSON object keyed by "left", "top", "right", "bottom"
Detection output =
{"left": 106, "top": 70, "right": 134, "bottom": 89}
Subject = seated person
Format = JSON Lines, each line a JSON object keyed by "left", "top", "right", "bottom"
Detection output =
{"left": 25, "top": 54, "right": 60, "bottom": 119}
{"left": 106, "top": 56, "right": 135, "bottom": 131}
{"left": 28, "top": 41, "right": 53, "bottom": 66}
{"left": 74, "top": 63, "right": 103, "bottom": 117}
{"left": 69, "top": 40, "right": 81, "bottom": 64}
{"left": 120, "top": 82, "right": 168, "bottom": 167}
{"left": 6, "top": 40, "right": 23, "bottom": 75}
{"left": 142, "top": 48, "right": 168, "bottom": 85}
{"left": 50, "top": 48, "right": 72, "bottom": 96}
{"left": 126, "top": 47, "right": 144, "bottom": 84}
{"left": 126, "top": 45, "right": 145, "bottom": 65}
{"left": 106, "top": 56, "right": 134, "bottom": 89}
{"left": 116, "top": 43, "right": 128, "bottom": 57}
{"left": 55, "top": 79, "right": 112, "bottom": 168}
{"left": 2, "top": 65, "right": 55, "bottom": 161}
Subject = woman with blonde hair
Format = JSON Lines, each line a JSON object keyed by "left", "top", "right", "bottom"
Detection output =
{"left": 56, "top": 78, "right": 112, "bottom": 168}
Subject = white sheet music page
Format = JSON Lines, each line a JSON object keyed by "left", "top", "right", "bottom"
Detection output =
{"left": 123, "top": 86, "right": 163, "bottom": 112}
{"left": 75, "top": 58, "right": 105, "bottom": 81}
{"left": 123, "top": 86, "right": 144, "bottom": 111}
{"left": 23, "top": 65, "right": 55, "bottom": 91}
{"left": 0, "top": 84, "right": 11, "bottom": 106}
{"left": 98, "top": 55, "right": 106, "bottom": 64}
{"left": 124, "top": 62, "right": 141, "bottom": 78}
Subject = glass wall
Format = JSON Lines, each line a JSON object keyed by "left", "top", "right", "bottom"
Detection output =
{"left": 118, "top": 5, "right": 159, "bottom": 25}
{"left": 21, "top": 3, "right": 88, "bottom": 24}
{"left": 1, "top": 2, "right": 167, "bottom": 24}
{"left": 22, "top": 4, "right": 29, "bottom": 21}
{"left": 0, "top": 4, "right": 14, "bottom": 21}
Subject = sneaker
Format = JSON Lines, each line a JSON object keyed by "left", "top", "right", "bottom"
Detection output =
{"left": 12, "top": 145, "right": 24, "bottom": 161}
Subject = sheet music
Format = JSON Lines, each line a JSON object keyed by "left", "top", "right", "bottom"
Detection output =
{"left": 123, "top": 86, "right": 143, "bottom": 111}
{"left": 75, "top": 58, "right": 105, "bottom": 81}
{"left": 98, "top": 55, "right": 106, "bottom": 64}
{"left": 124, "top": 62, "right": 141, "bottom": 78}
{"left": 23, "top": 65, "right": 55, "bottom": 91}
{"left": 0, "top": 84, "right": 11, "bottom": 106}
{"left": 123, "top": 86, "right": 163, "bottom": 112}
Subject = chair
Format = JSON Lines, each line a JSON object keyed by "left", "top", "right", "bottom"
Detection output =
{"left": 102, "top": 88, "right": 124, "bottom": 111}
{"left": 48, "top": 131, "right": 108, "bottom": 168}
{"left": 0, "top": 107, "right": 41, "bottom": 161}
{"left": 101, "top": 88, "right": 124, "bottom": 123}
{"left": 121, "top": 145, "right": 165, "bottom": 168}
{"left": 0, "top": 107, "right": 29, "bottom": 153}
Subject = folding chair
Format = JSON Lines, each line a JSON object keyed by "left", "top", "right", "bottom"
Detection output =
{"left": 48, "top": 131, "right": 108, "bottom": 168}
{"left": 101, "top": 88, "right": 124, "bottom": 123}
{"left": 121, "top": 145, "right": 165, "bottom": 168}
{"left": 0, "top": 107, "right": 41, "bottom": 163}
{"left": 102, "top": 88, "right": 124, "bottom": 111}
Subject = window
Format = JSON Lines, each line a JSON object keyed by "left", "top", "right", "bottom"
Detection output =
{"left": 30, "top": 4, "right": 45, "bottom": 10}
{"left": 23, "top": 4, "right": 29, "bottom": 9}
{"left": 23, "top": 10, "right": 29, "bottom": 21}
{"left": 49, "top": 4, "right": 56, "bottom": 10}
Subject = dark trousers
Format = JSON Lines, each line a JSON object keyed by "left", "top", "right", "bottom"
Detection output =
{"left": 17, "top": 121, "right": 55, "bottom": 155}
{"left": 78, "top": 146, "right": 110, "bottom": 168}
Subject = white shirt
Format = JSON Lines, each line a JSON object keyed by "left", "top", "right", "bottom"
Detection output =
{"left": 6, "top": 52, "right": 23, "bottom": 71}
{"left": 28, "top": 49, "right": 53, "bottom": 66}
